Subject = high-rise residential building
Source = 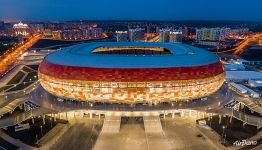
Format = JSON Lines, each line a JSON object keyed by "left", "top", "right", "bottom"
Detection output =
{"left": 128, "top": 28, "right": 145, "bottom": 42}
{"left": 196, "top": 28, "right": 222, "bottom": 41}
{"left": 156, "top": 26, "right": 160, "bottom": 34}
{"left": 30, "top": 23, "right": 44, "bottom": 33}
{"left": 169, "top": 31, "right": 182, "bottom": 43}
{"left": 220, "top": 28, "right": 230, "bottom": 40}
{"left": 159, "top": 29, "right": 170, "bottom": 42}
{"left": 116, "top": 31, "right": 128, "bottom": 42}
{"left": 229, "top": 28, "right": 249, "bottom": 36}
{"left": 90, "top": 28, "right": 103, "bottom": 38}
{"left": 62, "top": 29, "right": 82, "bottom": 40}
{"left": 82, "top": 28, "right": 103, "bottom": 39}
{"left": 82, "top": 29, "right": 91, "bottom": 39}
{"left": 181, "top": 26, "right": 188, "bottom": 38}
{"left": 159, "top": 29, "right": 182, "bottom": 43}
{"left": 146, "top": 25, "right": 150, "bottom": 33}
{"left": 57, "top": 28, "right": 103, "bottom": 40}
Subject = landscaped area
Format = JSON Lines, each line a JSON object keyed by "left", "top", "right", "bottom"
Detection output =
{"left": 0, "top": 65, "right": 38, "bottom": 93}
{"left": 197, "top": 115, "right": 261, "bottom": 147}
{"left": 3, "top": 116, "right": 68, "bottom": 147}
{"left": 0, "top": 137, "right": 19, "bottom": 150}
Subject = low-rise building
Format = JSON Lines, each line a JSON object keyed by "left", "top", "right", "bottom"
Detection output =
{"left": 226, "top": 71, "right": 262, "bottom": 82}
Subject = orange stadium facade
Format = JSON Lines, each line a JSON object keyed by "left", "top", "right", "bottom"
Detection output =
{"left": 38, "top": 42, "right": 225, "bottom": 103}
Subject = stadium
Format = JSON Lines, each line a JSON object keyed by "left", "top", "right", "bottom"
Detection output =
{"left": 38, "top": 42, "right": 225, "bottom": 104}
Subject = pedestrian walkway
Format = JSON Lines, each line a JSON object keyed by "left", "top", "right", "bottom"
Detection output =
{"left": 95, "top": 117, "right": 172, "bottom": 150}
{"left": 143, "top": 115, "right": 163, "bottom": 133}
{"left": 0, "top": 107, "right": 53, "bottom": 128}
{"left": 0, "top": 65, "right": 24, "bottom": 87}
{"left": 101, "top": 115, "right": 121, "bottom": 133}
{"left": 232, "top": 109, "right": 262, "bottom": 127}
{"left": 38, "top": 123, "right": 70, "bottom": 150}
{"left": 0, "top": 97, "right": 29, "bottom": 116}
{"left": 235, "top": 96, "right": 262, "bottom": 114}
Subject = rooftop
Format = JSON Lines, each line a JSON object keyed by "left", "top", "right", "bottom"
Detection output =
{"left": 44, "top": 42, "right": 220, "bottom": 68}
{"left": 226, "top": 71, "right": 262, "bottom": 80}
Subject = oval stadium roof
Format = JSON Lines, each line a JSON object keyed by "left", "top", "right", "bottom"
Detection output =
{"left": 44, "top": 42, "right": 220, "bottom": 68}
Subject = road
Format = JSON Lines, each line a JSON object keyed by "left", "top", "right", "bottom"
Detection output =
{"left": 147, "top": 35, "right": 160, "bottom": 42}
{"left": 217, "top": 33, "right": 262, "bottom": 55}
{"left": 0, "top": 34, "right": 41, "bottom": 75}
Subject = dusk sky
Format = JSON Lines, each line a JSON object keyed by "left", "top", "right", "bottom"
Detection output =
{"left": 1, "top": 0, "right": 262, "bottom": 21}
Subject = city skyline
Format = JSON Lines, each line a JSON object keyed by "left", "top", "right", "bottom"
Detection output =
{"left": 1, "top": 0, "right": 262, "bottom": 21}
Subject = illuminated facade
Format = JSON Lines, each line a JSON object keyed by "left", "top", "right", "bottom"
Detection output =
{"left": 13, "top": 22, "right": 29, "bottom": 36}
{"left": 38, "top": 42, "right": 225, "bottom": 103}
{"left": 128, "top": 28, "right": 145, "bottom": 42}
{"left": 196, "top": 28, "right": 222, "bottom": 41}
{"left": 116, "top": 31, "right": 128, "bottom": 42}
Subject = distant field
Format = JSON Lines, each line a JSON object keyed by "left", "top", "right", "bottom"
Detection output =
{"left": 31, "top": 37, "right": 116, "bottom": 49}
{"left": 31, "top": 39, "right": 82, "bottom": 49}
{"left": 240, "top": 47, "right": 262, "bottom": 61}
{"left": 0, "top": 36, "right": 18, "bottom": 55}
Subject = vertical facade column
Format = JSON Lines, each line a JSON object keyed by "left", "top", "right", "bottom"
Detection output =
{"left": 181, "top": 110, "right": 184, "bottom": 117}
{"left": 80, "top": 110, "right": 84, "bottom": 118}
{"left": 196, "top": 112, "right": 199, "bottom": 119}
{"left": 65, "top": 112, "right": 68, "bottom": 120}
{"left": 54, "top": 114, "right": 57, "bottom": 122}
{"left": 32, "top": 117, "right": 35, "bottom": 124}
{"left": 42, "top": 115, "right": 46, "bottom": 125}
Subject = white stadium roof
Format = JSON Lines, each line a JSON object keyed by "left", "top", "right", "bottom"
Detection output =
{"left": 226, "top": 71, "right": 262, "bottom": 80}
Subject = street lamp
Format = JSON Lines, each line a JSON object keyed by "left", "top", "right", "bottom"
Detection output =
{"left": 35, "top": 134, "right": 39, "bottom": 145}
{"left": 224, "top": 134, "right": 227, "bottom": 144}
{"left": 50, "top": 118, "right": 53, "bottom": 128}
{"left": 40, "top": 125, "right": 43, "bottom": 137}
{"left": 222, "top": 125, "right": 225, "bottom": 135}
{"left": 222, "top": 125, "right": 226, "bottom": 144}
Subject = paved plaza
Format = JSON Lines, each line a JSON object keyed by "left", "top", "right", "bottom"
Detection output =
{"left": 162, "top": 118, "right": 216, "bottom": 150}
{"left": 94, "top": 117, "right": 216, "bottom": 150}
{"left": 50, "top": 118, "right": 103, "bottom": 150}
